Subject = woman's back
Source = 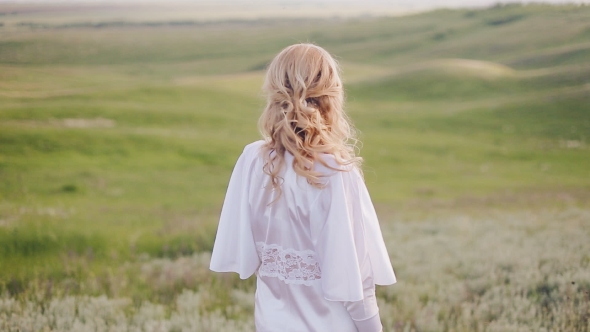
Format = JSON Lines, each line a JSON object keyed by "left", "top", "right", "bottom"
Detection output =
{"left": 210, "top": 43, "right": 396, "bottom": 332}
{"left": 249, "top": 141, "right": 358, "bottom": 331}
{"left": 211, "top": 140, "right": 396, "bottom": 331}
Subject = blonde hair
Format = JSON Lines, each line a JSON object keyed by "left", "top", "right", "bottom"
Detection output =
{"left": 258, "top": 43, "right": 362, "bottom": 195}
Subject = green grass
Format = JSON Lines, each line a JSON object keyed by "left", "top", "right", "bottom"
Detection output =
{"left": 0, "top": 3, "right": 589, "bottom": 330}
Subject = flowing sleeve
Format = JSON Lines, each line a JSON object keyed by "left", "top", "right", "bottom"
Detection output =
{"left": 311, "top": 166, "right": 396, "bottom": 302}
{"left": 209, "top": 143, "right": 261, "bottom": 279}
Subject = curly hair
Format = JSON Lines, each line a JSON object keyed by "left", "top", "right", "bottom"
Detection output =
{"left": 258, "top": 43, "right": 362, "bottom": 197}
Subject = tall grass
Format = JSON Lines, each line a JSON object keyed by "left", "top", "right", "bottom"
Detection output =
{"left": 1, "top": 208, "right": 589, "bottom": 331}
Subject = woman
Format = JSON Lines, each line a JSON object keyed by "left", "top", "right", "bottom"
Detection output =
{"left": 210, "top": 43, "right": 396, "bottom": 332}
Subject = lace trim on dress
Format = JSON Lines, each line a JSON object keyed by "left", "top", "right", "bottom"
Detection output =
{"left": 256, "top": 242, "right": 322, "bottom": 285}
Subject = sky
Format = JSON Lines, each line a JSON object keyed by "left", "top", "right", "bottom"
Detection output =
{"left": 1, "top": 0, "right": 587, "bottom": 21}
{"left": 0, "top": 0, "right": 587, "bottom": 5}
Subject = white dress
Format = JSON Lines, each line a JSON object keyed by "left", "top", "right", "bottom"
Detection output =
{"left": 210, "top": 140, "right": 396, "bottom": 332}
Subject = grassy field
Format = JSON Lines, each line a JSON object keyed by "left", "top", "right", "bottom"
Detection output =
{"left": 1, "top": 3, "right": 589, "bottom": 331}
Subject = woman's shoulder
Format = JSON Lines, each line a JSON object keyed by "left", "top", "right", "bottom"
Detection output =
{"left": 239, "top": 140, "right": 266, "bottom": 160}
{"left": 316, "top": 154, "right": 355, "bottom": 171}
{"left": 313, "top": 154, "right": 360, "bottom": 184}
{"left": 243, "top": 140, "right": 266, "bottom": 152}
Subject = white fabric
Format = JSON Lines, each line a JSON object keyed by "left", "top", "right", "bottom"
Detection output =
{"left": 256, "top": 242, "right": 322, "bottom": 285}
{"left": 210, "top": 140, "right": 396, "bottom": 332}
